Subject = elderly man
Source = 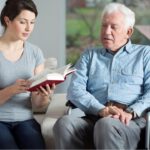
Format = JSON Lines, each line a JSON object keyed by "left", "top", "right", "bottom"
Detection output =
{"left": 53, "top": 2, "right": 150, "bottom": 149}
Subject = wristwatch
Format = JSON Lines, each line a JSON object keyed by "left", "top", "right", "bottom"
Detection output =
{"left": 125, "top": 107, "right": 137, "bottom": 119}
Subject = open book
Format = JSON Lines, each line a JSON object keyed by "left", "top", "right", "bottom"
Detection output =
{"left": 28, "top": 64, "right": 76, "bottom": 92}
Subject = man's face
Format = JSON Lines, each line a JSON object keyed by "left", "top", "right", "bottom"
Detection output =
{"left": 100, "top": 11, "right": 132, "bottom": 51}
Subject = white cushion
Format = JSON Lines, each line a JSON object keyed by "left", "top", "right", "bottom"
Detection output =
{"left": 41, "top": 93, "right": 67, "bottom": 149}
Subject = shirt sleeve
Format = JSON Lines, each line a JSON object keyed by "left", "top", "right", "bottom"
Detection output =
{"left": 67, "top": 49, "right": 105, "bottom": 115}
{"left": 130, "top": 46, "right": 150, "bottom": 117}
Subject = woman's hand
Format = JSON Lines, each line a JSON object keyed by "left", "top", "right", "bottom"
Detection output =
{"left": 31, "top": 83, "right": 56, "bottom": 109}
{"left": 34, "top": 83, "right": 56, "bottom": 98}
{"left": 0, "top": 79, "right": 32, "bottom": 105}
{"left": 8, "top": 79, "right": 31, "bottom": 95}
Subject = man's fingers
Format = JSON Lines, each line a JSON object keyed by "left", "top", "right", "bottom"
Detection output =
{"left": 112, "top": 115, "right": 120, "bottom": 119}
{"left": 109, "top": 106, "right": 121, "bottom": 115}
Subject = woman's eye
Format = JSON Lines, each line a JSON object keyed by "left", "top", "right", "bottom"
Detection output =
{"left": 31, "top": 21, "right": 35, "bottom": 24}
{"left": 20, "top": 21, "right": 26, "bottom": 24}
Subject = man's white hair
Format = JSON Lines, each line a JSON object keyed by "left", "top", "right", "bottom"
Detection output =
{"left": 101, "top": 3, "right": 135, "bottom": 28}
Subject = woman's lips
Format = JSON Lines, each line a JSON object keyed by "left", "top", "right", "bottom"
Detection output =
{"left": 23, "top": 33, "right": 29, "bottom": 37}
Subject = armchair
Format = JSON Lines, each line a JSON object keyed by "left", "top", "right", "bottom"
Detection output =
{"left": 146, "top": 110, "right": 150, "bottom": 150}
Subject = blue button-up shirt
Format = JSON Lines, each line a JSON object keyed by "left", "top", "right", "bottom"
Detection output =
{"left": 67, "top": 41, "right": 150, "bottom": 116}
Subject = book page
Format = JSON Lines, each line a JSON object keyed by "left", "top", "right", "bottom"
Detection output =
{"left": 30, "top": 73, "right": 64, "bottom": 87}
{"left": 54, "top": 64, "right": 72, "bottom": 75}
{"left": 29, "top": 68, "right": 53, "bottom": 82}
{"left": 55, "top": 64, "right": 76, "bottom": 77}
{"left": 47, "top": 73, "right": 64, "bottom": 80}
{"left": 29, "top": 63, "right": 75, "bottom": 83}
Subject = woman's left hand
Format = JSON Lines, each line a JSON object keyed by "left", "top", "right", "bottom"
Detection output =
{"left": 34, "top": 83, "right": 56, "bottom": 98}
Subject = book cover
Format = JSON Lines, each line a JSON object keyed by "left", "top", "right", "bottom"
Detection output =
{"left": 28, "top": 64, "right": 76, "bottom": 92}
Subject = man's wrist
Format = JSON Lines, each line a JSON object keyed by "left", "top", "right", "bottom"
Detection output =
{"left": 99, "top": 107, "right": 108, "bottom": 117}
{"left": 125, "top": 107, "right": 137, "bottom": 119}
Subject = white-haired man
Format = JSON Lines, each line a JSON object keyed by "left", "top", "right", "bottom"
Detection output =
{"left": 53, "top": 3, "right": 150, "bottom": 149}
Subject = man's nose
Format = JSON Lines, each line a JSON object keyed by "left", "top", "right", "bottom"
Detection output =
{"left": 105, "top": 26, "right": 111, "bottom": 34}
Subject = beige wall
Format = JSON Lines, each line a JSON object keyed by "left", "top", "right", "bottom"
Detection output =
{"left": 31, "top": 0, "right": 66, "bottom": 67}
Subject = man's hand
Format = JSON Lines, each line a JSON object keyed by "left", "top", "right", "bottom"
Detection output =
{"left": 99, "top": 106, "right": 120, "bottom": 117}
{"left": 99, "top": 106, "right": 133, "bottom": 125}
{"left": 111, "top": 106, "right": 133, "bottom": 125}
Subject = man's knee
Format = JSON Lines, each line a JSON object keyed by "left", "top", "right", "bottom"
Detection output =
{"left": 53, "top": 115, "right": 74, "bottom": 136}
{"left": 94, "top": 117, "right": 120, "bottom": 136}
{"left": 95, "top": 117, "right": 112, "bottom": 128}
{"left": 53, "top": 115, "right": 79, "bottom": 148}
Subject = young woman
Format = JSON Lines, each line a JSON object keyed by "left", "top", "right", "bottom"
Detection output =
{"left": 0, "top": 0, "right": 55, "bottom": 149}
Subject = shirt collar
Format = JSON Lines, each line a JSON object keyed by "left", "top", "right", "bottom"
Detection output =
{"left": 102, "top": 39, "right": 133, "bottom": 55}
{"left": 123, "top": 40, "right": 133, "bottom": 53}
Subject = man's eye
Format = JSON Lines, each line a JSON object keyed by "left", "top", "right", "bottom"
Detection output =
{"left": 102, "top": 24, "right": 107, "bottom": 28}
{"left": 112, "top": 26, "right": 118, "bottom": 30}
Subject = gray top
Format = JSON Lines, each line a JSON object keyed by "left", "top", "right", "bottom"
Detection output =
{"left": 0, "top": 41, "right": 44, "bottom": 122}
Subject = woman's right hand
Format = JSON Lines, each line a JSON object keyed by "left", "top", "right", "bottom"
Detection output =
{"left": 7, "top": 79, "right": 31, "bottom": 95}
{"left": 0, "top": 79, "right": 32, "bottom": 105}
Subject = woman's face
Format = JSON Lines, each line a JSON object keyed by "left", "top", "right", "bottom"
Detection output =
{"left": 5, "top": 10, "right": 36, "bottom": 41}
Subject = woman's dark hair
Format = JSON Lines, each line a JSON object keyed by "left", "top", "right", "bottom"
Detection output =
{"left": 0, "top": 0, "right": 38, "bottom": 27}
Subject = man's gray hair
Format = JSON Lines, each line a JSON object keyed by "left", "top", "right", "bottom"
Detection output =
{"left": 101, "top": 3, "right": 135, "bottom": 28}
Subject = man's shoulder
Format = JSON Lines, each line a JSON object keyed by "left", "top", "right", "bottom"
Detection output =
{"left": 131, "top": 44, "right": 150, "bottom": 60}
{"left": 126, "top": 42, "right": 150, "bottom": 55}
{"left": 132, "top": 43, "right": 150, "bottom": 51}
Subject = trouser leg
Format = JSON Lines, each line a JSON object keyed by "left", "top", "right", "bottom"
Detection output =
{"left": 94, "top": 117, "right": 145, "bottom": 150}
{"left": 14, "top": 119, "right": 45, "bottom": 149}
{"left": 0, "top": 122, "right": 19, "bottom": 149}
{"left": 53, "top": 115, "right": 95, "bottom": 149}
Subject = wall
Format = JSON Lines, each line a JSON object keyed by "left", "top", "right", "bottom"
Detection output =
{"left": 0, "top": 0, "right": 5, "bottom": 35}
{"left": 31, "top": 0, "right": 66, "bottom": 67}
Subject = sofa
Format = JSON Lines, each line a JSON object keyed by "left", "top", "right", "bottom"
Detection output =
{"left": 34, "top": 93, "right": 68, "bottom": 149}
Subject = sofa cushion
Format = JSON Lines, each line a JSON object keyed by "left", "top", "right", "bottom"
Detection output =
{"left": 41, "top": 93, "right": 68, "bottom": 149}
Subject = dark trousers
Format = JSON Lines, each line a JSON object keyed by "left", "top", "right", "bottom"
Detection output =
{"left": 0, "top": 119, "right": 45, "bottom": 149}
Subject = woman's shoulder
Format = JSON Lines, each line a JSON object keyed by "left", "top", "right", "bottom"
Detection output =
{"left": 24, "top": 41, "right": 43, "bottom": 54}
{"left": 24, "top": 41, "right": 41, "bottom": 50}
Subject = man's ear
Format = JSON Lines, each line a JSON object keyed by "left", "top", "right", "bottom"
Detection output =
{"left": 4, "top": 16, "right": 10, "bottom": 26}
{"left": 127, "top": 27, "right": 134, "bottom": 38}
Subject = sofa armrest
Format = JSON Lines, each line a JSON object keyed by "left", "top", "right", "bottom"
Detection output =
{"left": 41, "top": 93, "right": 67, "bottom": 149}
{"left": 45, "top": 93, "right": 68, "bottom": 118}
